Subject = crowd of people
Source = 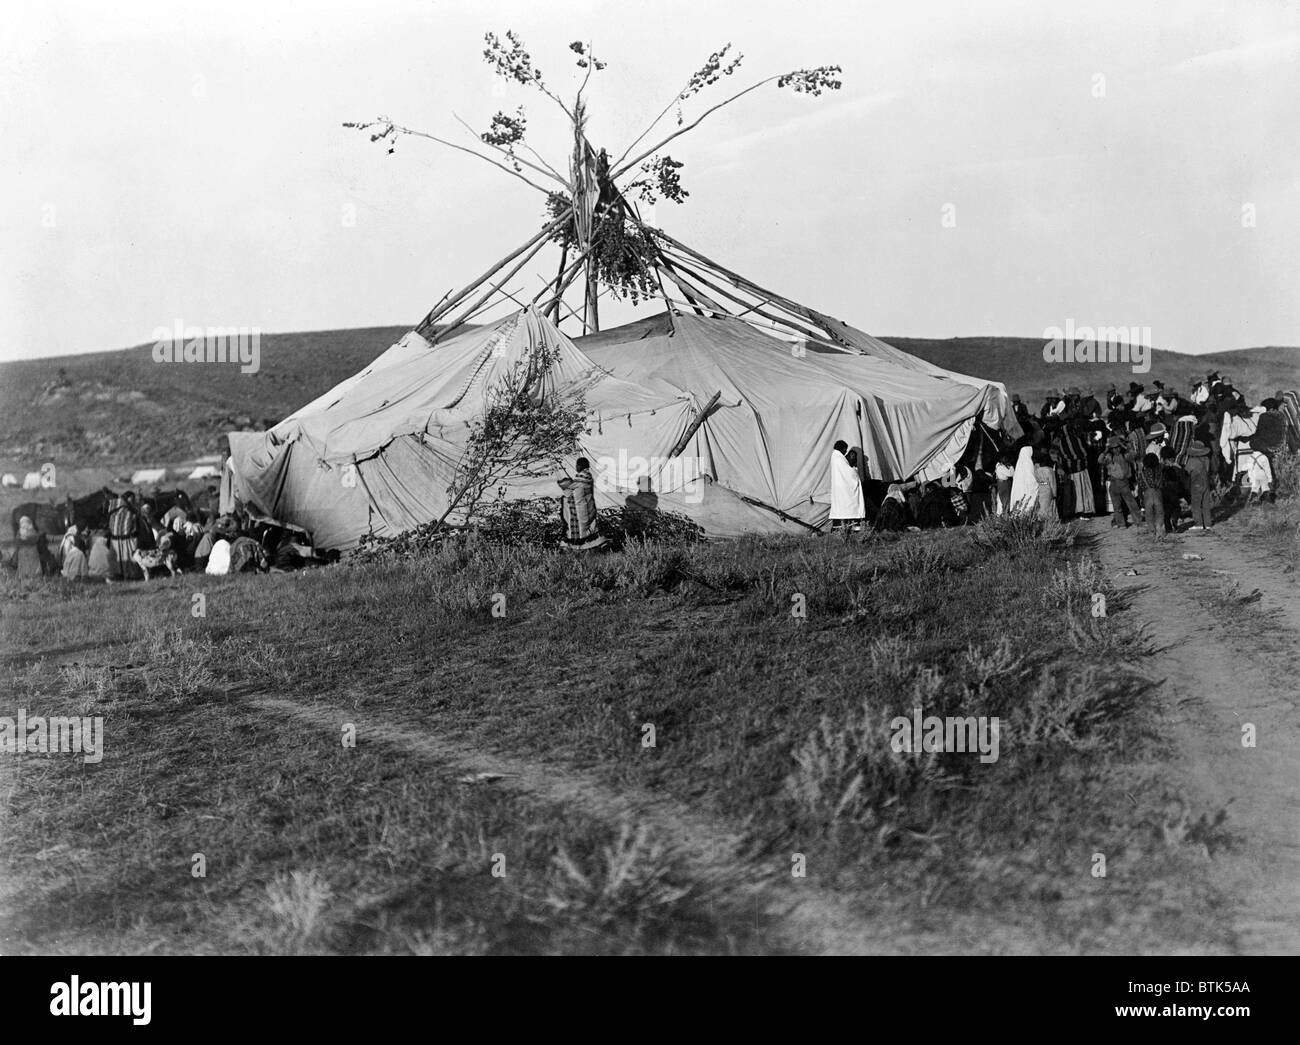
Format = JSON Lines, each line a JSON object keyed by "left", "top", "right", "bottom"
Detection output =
{"left": 4, "top": 491, "right": 331, "bottom": 583}
{"left": 828, "top": 375, "right": 1298, "bottom": 537}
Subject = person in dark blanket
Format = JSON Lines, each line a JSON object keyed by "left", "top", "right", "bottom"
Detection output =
{"left": 1184, "top": 436, "right": 1215, "bottom": 531}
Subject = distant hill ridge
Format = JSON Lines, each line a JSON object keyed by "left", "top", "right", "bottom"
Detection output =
{"left": 1, "top": 323, "right": 1294, "bottom": 466}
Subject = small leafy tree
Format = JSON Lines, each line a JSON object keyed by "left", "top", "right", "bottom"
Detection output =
{"left": 434, "top": 337, "right": 590, "bottom": 532}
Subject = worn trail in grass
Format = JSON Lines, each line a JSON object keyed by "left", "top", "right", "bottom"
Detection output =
{"left": 251, "top": 691, "right": 1043, "bottom": 955}
{"left": 1097, "top": 516, "right": 1300, "bottom": 954}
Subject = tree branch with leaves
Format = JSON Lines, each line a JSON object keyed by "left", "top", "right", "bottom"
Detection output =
{"left": 434, "top": 336, "right": 591, "bottom": 532}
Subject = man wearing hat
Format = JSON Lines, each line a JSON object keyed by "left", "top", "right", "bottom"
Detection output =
{"left": 1011, "top": 393, "right": 1032, "bottom": 429}
{"left": 1100, "top": 432, "right": 1140, "bottom": 526}
{"left": 1145, "top": 422, "right": 1168, "bottom": 457}
{"left": 1079, "top": 387, "right": 1102, "bottom": 419}
{"left": 1064, "top": 386, "right": 1083, "bottom": 420}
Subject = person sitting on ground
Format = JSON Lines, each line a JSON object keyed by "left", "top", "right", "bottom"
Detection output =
{"left": 61, "top": 529, "right": 89, "bottom": 581}
{"left": 205, "top": 538, "right": 232, "bottom": 575}
{"left": 918, "top": 480, "right": 958, "bottom": 529}
{"left": 192, "top": 518, "right": 218, "bottom": 573}
{"left": 11, "top": 516, "right": 51, "bottom": 578}
{"left": 229, "top": 534, "right": 269, "bottom": 574}
{"left": 557, "top": 457, "right": 605, "bottom": 550}
{"left": 56, "top": 523, "right": 81, "bottom": 568}
{"left": 876, "top": 484, "right": 909, "bottom": 532}
{"left": 87, "top": 530, "right": 118, "bottom": 582}
{"left": 828, "top": 439, "right": 865, "bottom": 533}
{"left": 161, "top": 502, "right": 187, "bottom": 531}
{"left": 271, "top": 531, "right": 321, "bottom": 572}
{"left": 947, "top": 469, "right": 972, "bottom": 524}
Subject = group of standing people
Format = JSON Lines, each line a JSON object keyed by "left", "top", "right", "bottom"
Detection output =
{"left": 998, "top": 376, "right": 1296, "bottom": 536}
{"left": 826, "top": 375, "right": 1296, "bottom": 537}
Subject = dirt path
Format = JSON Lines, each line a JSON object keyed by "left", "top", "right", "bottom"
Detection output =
{"left": 250, "top": 694, "right": 1042, "bottom": 955}
{"left": 1090, "top": 517, "right": 1300, "bottom": 954}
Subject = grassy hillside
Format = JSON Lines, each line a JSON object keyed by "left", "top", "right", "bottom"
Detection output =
{"left": 1, "top": 320, "right": 1294, "bottom": 469}
{"left": 883, "top": 336, "right": 1298, "bottom": 407}
{"left": 0, "top": 326, "right": 411, "bottom": 468}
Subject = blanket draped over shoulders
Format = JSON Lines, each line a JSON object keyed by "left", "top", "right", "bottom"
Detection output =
{"left": 558, "top": 470, "right": 598, "bottom": 542}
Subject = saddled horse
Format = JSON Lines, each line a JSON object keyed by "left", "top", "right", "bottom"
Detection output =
{"left": 68, "top": 487, "right": 118, "bottom": 532}
{"left": 10, "top": 500, "right": 71, "bottom": 537}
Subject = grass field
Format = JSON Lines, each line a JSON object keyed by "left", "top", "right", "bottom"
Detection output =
{"left": 0, "top": 512, "right": 1241, "bottom": 954}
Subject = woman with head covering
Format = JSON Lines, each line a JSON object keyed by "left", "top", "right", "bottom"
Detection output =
{"left": 12, "top": 516, "right": 51, "bottom": 578}
{"left": 87, "top": 530, "right": 118, "bottom": 581}
{"left": 109, "top": 493, "right": 140, "bottom": 579}
{"left": 57, "top": 524, "right": 80, "bottom": 567}
{"left": 1007, "top": 446, "right": 1038, "bottom": 515}
{"left": 875, "top": 484, "right": 908, "bottom": 532}
{"left": 61, "top": 529, "right": 89, "bottom": 580}
{"left": 1031, "top": 447, "right": 1059, "bottom": 521}
{"left": 205, "top": 538, "right": 232, "bottom": 576}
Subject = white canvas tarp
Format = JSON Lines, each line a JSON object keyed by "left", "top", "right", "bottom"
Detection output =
{"left": 227, "top": 306, "right": 1018, "bottom": 549}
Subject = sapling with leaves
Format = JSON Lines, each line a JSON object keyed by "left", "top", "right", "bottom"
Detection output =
{"left": 434, "top": 336, "right": 590, "bottom": 533}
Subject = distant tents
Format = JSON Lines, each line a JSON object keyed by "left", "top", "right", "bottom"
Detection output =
{"left": 226, "top": 306, "right": 1018, "bottom": 550}
{"left": 130, "top": 468, "right": 167, "bottom": 486}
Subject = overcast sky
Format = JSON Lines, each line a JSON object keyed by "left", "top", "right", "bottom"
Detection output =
{"left": 3, "top": 0, "right": 1298, "bottom": 362}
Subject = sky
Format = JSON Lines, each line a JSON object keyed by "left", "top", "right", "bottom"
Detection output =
{"left": 2, "top": 0, "right": 1299, "bottom": 362}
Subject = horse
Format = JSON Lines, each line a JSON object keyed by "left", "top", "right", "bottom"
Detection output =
{"left": 10, "top": 501, "right": 71, "bottom": 538}
{"left": 68, "top": 487, "right": 118, "bottom": 532}
{"left": 140, "top": 488, "right": 194, "bottom": 520}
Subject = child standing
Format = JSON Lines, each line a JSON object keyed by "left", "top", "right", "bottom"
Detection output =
{"left": 1032, "top": 447, "right": 1058, "bottom": 521}
{"left": 1140, "top": 452, "right": 1166, "bottom": 539}
{"left": 1101, "top": 435, "right": 1140, "bottom": 528}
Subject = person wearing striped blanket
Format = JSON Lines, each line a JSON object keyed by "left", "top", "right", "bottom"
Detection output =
{"left": 1050, "top": 420, "right": 1095, "bottom": 519}
{"left": 557, "top": 458, "right": 606, "bottom": 551}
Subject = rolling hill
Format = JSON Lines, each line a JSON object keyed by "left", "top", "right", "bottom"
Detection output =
{"left": 1, "top": 321, "right": 1294, "bottom": 470}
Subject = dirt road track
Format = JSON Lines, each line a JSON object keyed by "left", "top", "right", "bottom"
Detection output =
{"left": 1093, "top": 518, "right": 1300, "bottom": 954}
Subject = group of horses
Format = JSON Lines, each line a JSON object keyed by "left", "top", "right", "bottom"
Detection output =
{"left": 8, "top": 487, "right": 214, "bottom": 538}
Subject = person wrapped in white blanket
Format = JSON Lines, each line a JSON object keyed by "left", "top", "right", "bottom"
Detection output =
{"left": 828, "top": 440, "right": 865, "bottom": 532}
